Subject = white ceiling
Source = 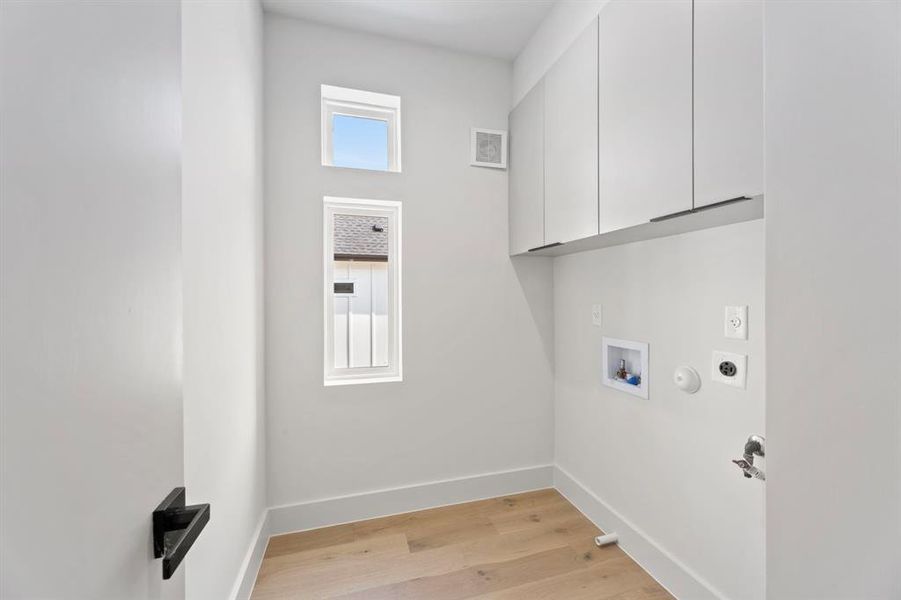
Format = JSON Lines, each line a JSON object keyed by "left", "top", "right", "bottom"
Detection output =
{"left": 261, "top": 0, "right": 555, "bottom": 60}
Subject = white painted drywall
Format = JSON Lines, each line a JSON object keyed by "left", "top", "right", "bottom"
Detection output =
{"left": 765, "top": 1, "right": 901, "bottom": 597}
{"left": 264, "top": 15, "right": 555, "bottom": 507}
{"left": 181, "top": 1, "right": 267, "bottom": 599}
{"left": 0, "top": 1, "right": 184, "bottom": 598}
{"left": 553, "top": 222, "right": 766, "bottom": 600}
{"left": 513, "top": 0, "right": 609, "bottom": 105}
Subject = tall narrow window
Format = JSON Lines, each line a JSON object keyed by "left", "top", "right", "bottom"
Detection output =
{"left": 324, "top": 197, "right": 402, "bottom": 385}
{"left": 321, "top": 85, "right": 401, "bottom": 172}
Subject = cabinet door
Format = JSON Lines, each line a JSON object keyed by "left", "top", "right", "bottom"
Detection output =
{"left": 508, "top": 80, "right": 544, "bottom": 255}
{"left": 599, "top": 0, "right": 692, "bottom": 232}
{"left": 544, "top": 18, "right": 599, "bottom": 245}
{"left": 694, "top": 0, "right": 764, "bottom": 207}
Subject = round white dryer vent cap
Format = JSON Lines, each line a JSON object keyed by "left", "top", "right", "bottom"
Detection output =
{"left": 673, "top": 365, "right": 701, "bottom": 394}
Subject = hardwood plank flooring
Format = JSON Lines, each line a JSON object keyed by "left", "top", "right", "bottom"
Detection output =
{"left": 250, "top": 489, "right": 673, "bottom": 600}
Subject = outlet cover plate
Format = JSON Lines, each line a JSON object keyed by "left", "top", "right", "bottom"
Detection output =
{"left": 592, "top": 304, "right": 603, "bottom": 327}
{"left": 712, "top": 350, "right": 747, "bottom": 389}
{"left": 724, "top": 305, "right": 748, "bottom": 340}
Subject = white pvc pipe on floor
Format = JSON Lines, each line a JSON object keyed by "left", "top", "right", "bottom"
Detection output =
{"left": 594, "top": 533, "right": 619, "bottom": 547}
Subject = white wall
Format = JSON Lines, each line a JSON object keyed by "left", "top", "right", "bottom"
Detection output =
{"left": 553, "top": 222, "right": 765, "bottom": 600}
{"left": 264, "top": 15, "right": 555, "bottom": 508}
{"left": 0, "top": 1, "right": 184, "bottom": 598}
{"left": 765, "top": 1, "right": 901, "bottom": 597}
{"left": 516, "top": 6, "right": 765, "bottom": 598}
{"left": 181, "top": 1, "right": 267, "bottom": 599}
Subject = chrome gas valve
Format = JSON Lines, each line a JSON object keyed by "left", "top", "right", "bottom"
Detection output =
{"left": 733, "top": 434, "right": 765, "bottom": 481}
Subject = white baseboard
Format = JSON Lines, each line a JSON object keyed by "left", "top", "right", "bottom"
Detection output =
{"left": 229, "top": 509, "right": 271, "bottom": 600}
{"left": 267, "top": 464, "right": 554, "bottom": 536}
{"left": 553, "top": 465, "right": 723, "bottom": 600}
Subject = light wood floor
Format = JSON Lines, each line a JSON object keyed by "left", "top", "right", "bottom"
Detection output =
{"left": 250, "top": 488, "right": 673, "bottom": 600}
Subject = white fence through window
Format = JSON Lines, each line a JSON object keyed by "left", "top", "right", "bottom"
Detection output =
{"left": 333, "top": 260, "right": 389, "bottom": 368}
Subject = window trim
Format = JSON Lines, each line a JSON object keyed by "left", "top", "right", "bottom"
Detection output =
{"left": 323, "top": 196, "right": 402, "bottom": 386}
{"left": 321, "top": 85, "right": 402, "bottom": 173}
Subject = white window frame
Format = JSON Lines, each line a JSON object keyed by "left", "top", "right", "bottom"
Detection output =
{"left": 323, "top": 197, "right": 402, "bottom": 386}
{"left": 321, "top": 84, "right": 402, "bottom": 173}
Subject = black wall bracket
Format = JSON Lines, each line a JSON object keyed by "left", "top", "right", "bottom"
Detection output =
{"left": 152, "top": 487, "right": 210, "bottom": 580}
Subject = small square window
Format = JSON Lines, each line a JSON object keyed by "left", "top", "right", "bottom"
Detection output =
{"left": 321, "top": 85, "right": 401, "bottom": 173}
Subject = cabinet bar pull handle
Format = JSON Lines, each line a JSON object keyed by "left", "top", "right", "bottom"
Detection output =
{"left": 649, "top": 208, "right": 694, "bottom": 223}
{"left": 528, "top": 242, "right": 563, "bottom": 252}
{"left": 650, "top": 196, "right": 753, "bottom": 223}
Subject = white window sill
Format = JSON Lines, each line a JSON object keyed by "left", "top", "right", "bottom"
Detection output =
{"left": 324, "top": 375, "right": 403, "bottom": 387}
{"left": 321, "top": 162, "right": 401, "bottom": 174}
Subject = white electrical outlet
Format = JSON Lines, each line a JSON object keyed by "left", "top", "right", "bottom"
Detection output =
{"left": 724, "top": 305, "right": 748, "bottom": 340}
{"left": 592, "top": 304, "right": 603, "bottom": 327}
{"left": 712, "top": 351, "right": 748, "bottom": 389}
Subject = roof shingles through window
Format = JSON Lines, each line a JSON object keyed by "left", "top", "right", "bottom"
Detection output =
{"left": 333, "top": 214, "right": 389, "bottom": 261}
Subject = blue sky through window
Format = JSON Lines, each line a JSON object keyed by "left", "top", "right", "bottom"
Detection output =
{"left": 332, "top": 114, "right": 389, "bottom": 171}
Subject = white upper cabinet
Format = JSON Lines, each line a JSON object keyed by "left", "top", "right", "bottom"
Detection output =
{"left": 694, "top": 0, "right": 764, "bottom": 207}
{"left": 544, "top": 18, "right": 599, "bottom": 245}
{"left": 508, "top": 0, "right": 765, "bottom": 257}
{"left": 598, "top": 0, "right": 693, "bottom": 233}
{"left": 508, "top": 80, "right": 545, "bottom": 255}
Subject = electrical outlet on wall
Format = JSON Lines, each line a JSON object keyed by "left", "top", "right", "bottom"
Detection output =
{"left": 712, "top": 351, "right": 748, "bottom": 389}
{"left": 725, "top": 305, "right": 748, "bottom": 339}
{"left": 592, "top": 304, "right": 602, "bottom": 328}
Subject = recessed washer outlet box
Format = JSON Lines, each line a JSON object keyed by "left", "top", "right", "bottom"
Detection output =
{"left": 712, "top": 350, "right": 748, "bottom": 389}
{"left": 602, "top": 337, "right": 649, "bottom": 399}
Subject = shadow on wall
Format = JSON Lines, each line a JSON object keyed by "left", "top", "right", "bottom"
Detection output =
{"left": 511, "top": 255, "right": 555, "bottom": 367}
